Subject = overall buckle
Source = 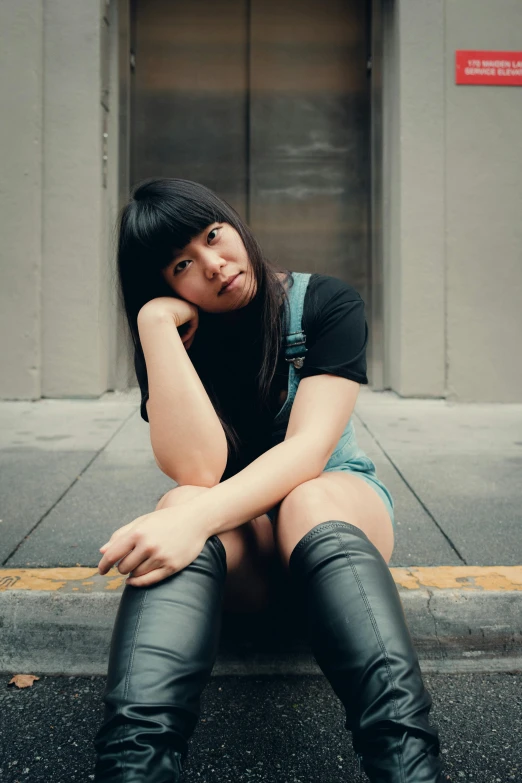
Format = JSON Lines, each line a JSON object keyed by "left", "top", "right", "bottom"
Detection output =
{"left": 285, "top": 356, "right": 305, "bottom": 369}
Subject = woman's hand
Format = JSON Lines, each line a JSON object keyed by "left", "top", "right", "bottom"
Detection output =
{"left": 97, "top": 505, "right": 210, "bottom": 587}
{"left": 138, "top": 297, "right": 199, "bottom": 350}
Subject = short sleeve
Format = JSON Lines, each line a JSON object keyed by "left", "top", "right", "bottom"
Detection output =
{"left": 299, "top": 275, "right": 368, "bottom": 384}
{"left": 133, "top": 347, "right": 150, "bottom": 423}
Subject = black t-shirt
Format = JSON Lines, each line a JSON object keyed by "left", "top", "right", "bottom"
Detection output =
{"left": 134, "top": 273, "right": 368, "bottom": 476}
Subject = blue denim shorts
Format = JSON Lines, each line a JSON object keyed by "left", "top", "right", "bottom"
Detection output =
{"left": 265, "top": 457, "right": 395, "bottom": 531}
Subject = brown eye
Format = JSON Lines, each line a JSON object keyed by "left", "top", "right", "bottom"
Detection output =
{"left": 174, "top": 260, "right": 191, "bottom": 275}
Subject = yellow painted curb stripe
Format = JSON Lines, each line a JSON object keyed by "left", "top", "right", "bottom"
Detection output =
{"left": 392, "top": 566, "right": 522, "bottom": 591}
{"left": 0, "top": 566, "right": 521, "bottom": 593}
{"left": 0, "top": 568, "right": 125, "bottom": 593}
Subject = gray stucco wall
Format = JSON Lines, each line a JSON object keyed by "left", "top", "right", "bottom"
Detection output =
{"left": 444, "top": 0, "right": 522, "bottom": 402}
{"left": 382, "top": 0, "right": 446, "bottom": 397}
{"left": 0, "top": 2, "right": 43, "bottom": 399}
{"left": 382, "top": 0, "right": 522, "bottom": 401}
{"left": 0, "top": 0, "right": 117, "bottom": 401}
{"left": 109, "top": 0, "right": 135, "bottom": 392}
{"left": 42, "top": 0, "right": 111, "bottom": 397}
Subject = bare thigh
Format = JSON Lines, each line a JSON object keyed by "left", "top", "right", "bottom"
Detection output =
{"left": 156, "top": 486, "right": 278, "bottom": 612}
{"left": 274, "top": 471, "right": 395, "bottom": 567}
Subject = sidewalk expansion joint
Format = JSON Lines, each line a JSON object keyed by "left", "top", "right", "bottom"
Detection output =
{"left": 354, "top": 412, "right": 467, "bottom": 565}
{"left": 1, "top": 408, "right": 138, "bottom": 568}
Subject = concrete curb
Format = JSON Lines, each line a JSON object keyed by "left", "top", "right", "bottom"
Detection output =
{"left": 1, "top": 567, "right": 521, "bottom": 675}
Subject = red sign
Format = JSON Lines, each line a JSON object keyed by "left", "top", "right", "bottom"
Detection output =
{"left": 456, "top": 50, "right": 522, "bottom": 85}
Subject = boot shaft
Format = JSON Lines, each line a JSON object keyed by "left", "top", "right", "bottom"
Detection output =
{"left": 288, "top": 520, "right": 444, "bottom": 783}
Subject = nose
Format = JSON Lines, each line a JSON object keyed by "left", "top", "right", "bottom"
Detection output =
{"left": 201, "top": 250, "right": 226, "bottom": 279}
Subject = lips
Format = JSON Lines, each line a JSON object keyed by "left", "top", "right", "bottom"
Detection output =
{"left": 219, "top": 273, "right": 240, "bottom": 294}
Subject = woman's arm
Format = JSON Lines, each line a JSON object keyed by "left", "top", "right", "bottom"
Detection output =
{"left": 186, "top": 374, "right": 361, "bottom": 535}
{"left": 97, "top": 374, "right": 361, "bottom": 586}
{"left": 138, "top": 304, "right": 228, "bottom": 487}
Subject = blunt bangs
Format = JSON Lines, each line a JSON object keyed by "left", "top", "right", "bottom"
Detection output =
{"left": 125, "top": 178, "right": 235, "bottom": 271}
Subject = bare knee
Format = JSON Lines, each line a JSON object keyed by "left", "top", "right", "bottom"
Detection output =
{"left": 155, "top": 484, "right": 210, "bottom": 510}
{"left": 275, "top": 476, "right": 394, "bottom": 566}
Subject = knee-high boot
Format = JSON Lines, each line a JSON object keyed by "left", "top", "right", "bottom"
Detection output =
{"left": 287, "top": 520, "right": 443, "bottom": 782}
{"left": 93, "top": 534, "right": 227, "bottom": 782}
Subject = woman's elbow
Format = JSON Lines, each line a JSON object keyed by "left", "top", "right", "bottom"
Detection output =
{"left": 154, "top": 455, "right": 224, "bottom": 488}
{"left": 175, "top": 470, "right": 222, "bottom": 488}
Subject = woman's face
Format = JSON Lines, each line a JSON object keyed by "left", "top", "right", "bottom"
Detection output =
{"left": 160, "top": 222, "right": 257, "bottom": 313}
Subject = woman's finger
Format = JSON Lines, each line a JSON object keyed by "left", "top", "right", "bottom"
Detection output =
{"left": 99, "top": 522, "right": 136, "bottom": 552}
{"left": 126, "top": 566, "right": 171, "bottom": 588}
{"left": 183, "top": 333, "right": 195, "bottom": 351}
{"left": 128, "top": 555, "right": 164, "bottom": 577}
{"left": 119, "top": 552, "right": 160, "bottom": 576}
{"left": 181, "top": 321, "right": 197, "bottom": 348}
{"left": 98, "top": 532, "right": 139, "bottom": 575}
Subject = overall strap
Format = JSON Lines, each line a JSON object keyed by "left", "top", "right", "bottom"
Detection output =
{"left": 283, "top": 272, "right": 312, "bottom": 369}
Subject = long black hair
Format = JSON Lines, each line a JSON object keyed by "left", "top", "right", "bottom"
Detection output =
{"left": 116, "top": 177, "right": 291, "bottom": 452}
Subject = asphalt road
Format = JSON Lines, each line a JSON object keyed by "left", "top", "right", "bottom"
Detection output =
{"left": 1, "top": 672, "right": 520, "bottom": 782}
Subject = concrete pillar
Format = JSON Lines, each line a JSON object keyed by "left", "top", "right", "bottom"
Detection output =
{"left": 110, "top": 0, "right": 135, "bottom": 392}
{"left": 41, "top": 0, "right": 112, "bottom": 397}
{"left": 445, "top": 0, "right": 522, "bottom": 402}
{"left": 382, "top": 0, "right": 446, "bottom": 397}
{"left": 0, "top": 2, "right": 44, "bottom": 399}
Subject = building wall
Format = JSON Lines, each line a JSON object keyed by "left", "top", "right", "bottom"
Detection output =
{"left": 42, "top": 0, "right": 115, "bottom": 397}
{"left": 0, "top": 0, "right": 119, "bottom": 401}
{"left": 1, "top": 0, "right": 520, "bottom": 403}
{"left": 444, "top": 0, "right": 522, "bottom": 401}
{"left": 382, "top": 0, "right": 446, "bottom": 397}
{"left": 109, "top": 0, "right": 135, "bottom": 392}
{"left": 382, "top": 0, "right": 522, "bottom": 401}
{"left": 0, "top": 1, "right": 43, "bottom": 398}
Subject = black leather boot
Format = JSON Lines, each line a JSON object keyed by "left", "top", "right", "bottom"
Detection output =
{"left": 288, "top": 520, "right": 443, "bottom": 782}
{"left": 93, "top": 534, "right": 227, "bottom": 782}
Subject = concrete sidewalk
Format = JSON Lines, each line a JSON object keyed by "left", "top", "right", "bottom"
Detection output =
{"left": 0, "top": 388, "right": 521, "bottom": 674}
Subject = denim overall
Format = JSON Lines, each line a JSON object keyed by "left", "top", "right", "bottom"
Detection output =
{"left": 266, "top": 272, "right": 395, "bottom": 529}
